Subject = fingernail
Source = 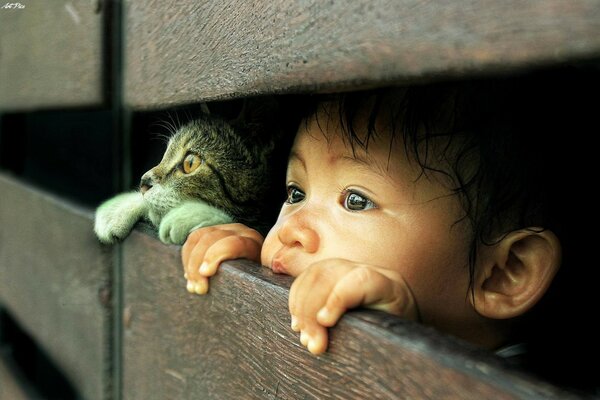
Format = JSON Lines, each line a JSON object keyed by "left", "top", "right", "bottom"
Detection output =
{"left": 199, "top": 262, "right": 209, "bottom": 275}
{"left": 317, "top": 307, "right": 330, "bottom": 322}
{"left": 186, "top": 281, "right": 194, "bottom": 293}
{"left": 300, "top": 331, "right": 309, "bottom": 347}
{"left": 291, "top": 315, "right": 298, "bottom": 330}
{"left": 194, "top": 281, "right": 208, "bottom": 295}
{"left": 307, "top": 339, "right": 317, "bottom": 354}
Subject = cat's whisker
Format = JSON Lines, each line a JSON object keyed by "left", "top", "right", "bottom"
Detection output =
{"left": 175, "top": 112, "right": 182, "bottom": 129}
{"left": 152, "top": 120, "right": 178, "bottom": 137}
{"left": 166, "top": 119, "right": 179, "bottom": 133}
{"left": 167, "top": 112, "right": 181, "bottom": 134}
{"left": 148, "top": 131, "right": 171, "bottom": 144}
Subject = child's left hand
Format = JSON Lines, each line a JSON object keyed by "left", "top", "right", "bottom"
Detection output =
{"left": 288, "top": 258, "right": 419, "bottom": 355}
{"left": 181, "top": 223, "right": 263, "bottom": 295}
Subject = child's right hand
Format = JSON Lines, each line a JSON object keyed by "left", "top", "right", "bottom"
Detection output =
{"left": 181, "top": 223, "right": 263, "bottom": 295}
{"left": 288, "top": 258, "right": 420, "bottom": 355}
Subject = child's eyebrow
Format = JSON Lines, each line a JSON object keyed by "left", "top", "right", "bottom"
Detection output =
{"left": 288, "top": 151, "right": 307, "bottom": 171}
{"left": 290, "top": 149, "right": 392, "bottom": 181}
{"left": 339, "top": 154, "right": 391, "bottom": 180}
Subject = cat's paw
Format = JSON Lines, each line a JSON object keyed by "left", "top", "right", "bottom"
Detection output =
{"left": 94, "top": 192, "right": 147, "bottom": 244}
{"left": 159, "top": 201, "right": 234, "bottom": 245}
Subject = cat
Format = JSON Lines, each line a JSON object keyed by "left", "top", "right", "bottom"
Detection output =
{"left": 94, "top": 111, "right": 282, "bottom": 245}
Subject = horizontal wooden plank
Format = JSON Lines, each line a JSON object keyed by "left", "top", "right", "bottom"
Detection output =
{"left": 0, "top": 173, "right": 112, "bottom": 400}
{"left": 0, "top": 0, "right": 104, "bottom": 111}
{"left": 122, "top": 229, "right": 579, "bottom": 399}
{"left": 124, "top": 0, "right": 600, "bottom": 109}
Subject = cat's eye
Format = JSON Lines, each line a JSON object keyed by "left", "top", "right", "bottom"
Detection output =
{"left": 286, "top": 185, "right": 305, "bottom": 204}
{"left": 182, "top": 153, "right": 202, "bottom": 174}
{"left": 343, "top": 190, "right": 376, "bottom": 211}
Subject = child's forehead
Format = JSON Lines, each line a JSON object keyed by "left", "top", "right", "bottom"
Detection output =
{"left": 294, "top": 117, "right": 405, "bottom": 178}
{"left": 300, "top": 101, "right": 400, "bottom": 161}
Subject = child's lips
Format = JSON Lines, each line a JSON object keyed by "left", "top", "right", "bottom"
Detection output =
{"left": 271, "top": 259, "right": 289, "bottom": 275}
{"left": 271, "top": 251, "right": 295, "bottom": 275}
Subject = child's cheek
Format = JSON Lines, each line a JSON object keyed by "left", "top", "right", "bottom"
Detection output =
{"left": 260, "top": 228, "right": 278, "bottom": 267}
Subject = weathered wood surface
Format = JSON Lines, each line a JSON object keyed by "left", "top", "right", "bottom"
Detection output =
{"left": 124, "top": 0, "right": 600, "bottom": 109}
{"left": 122, "top": 229, "right": 579, "bottom": 400}
{"left": 0, "top": 0, "right": 104, "bottom": 111}
{"left": 0, "top": 173, "right": 112, "bottom": 400}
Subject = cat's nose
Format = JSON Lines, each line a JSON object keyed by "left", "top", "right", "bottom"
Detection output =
{"left": 140, "top": 176, "right": 153, "bottom": 194}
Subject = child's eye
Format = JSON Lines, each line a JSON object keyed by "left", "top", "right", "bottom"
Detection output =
{"left": 343, "top": 190, "right": 376, "bottom": 211}
{"left": 286, "top": 185, "right": 306, "bottom": 204}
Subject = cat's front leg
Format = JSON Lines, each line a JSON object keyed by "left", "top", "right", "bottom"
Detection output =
{"left": 94, "top": 192, "right": 148, "bottom": 244}
{"left": 159, "top": 200, "right": 234, "bottom": 245}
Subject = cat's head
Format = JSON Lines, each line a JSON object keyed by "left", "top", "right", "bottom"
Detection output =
{"left": 140, "top": 115, "right": 276, "bottom": 229}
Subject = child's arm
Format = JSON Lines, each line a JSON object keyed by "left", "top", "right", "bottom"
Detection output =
{"left": 181, "top": 223, "right": 263, "bottom": 294}
{"left": 288, "top": 258, "right": 419, "bottom": 355}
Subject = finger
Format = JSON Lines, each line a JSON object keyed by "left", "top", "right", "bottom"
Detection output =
{"left": 301, "top": 325, "right": 329, "bottom": 355}
{"left": 316, "top": 268, "right": 394, "bottom": 327}
{"left": 184, "top": 230, "right": 236, "bottom": 281}
{"left": 289, "top": 266, "right": 323, "bottom": 320}
{"left": 228, "top": 223, "right": 264, "bottom": 244}
{"left": 288, "top": 270, "right": 303, "bottom": 322}
{"left": 288, "top": 268, "right": 315, "bottom": 331}
{"left": 289, "top": 265, "right": 337, "bottom": 335}
{"left": 290, "top": 315, "right": 299, "bottom": 332}
{"left": 200, "top": 235, "right": 262, "bottom": 277}
{"left": 182, "top": 224, "right": 257, "bottom": 265}
{"left": 183, "top": 224, "right": 263, "bottom": 275}
{"left": 300, "top": 330, "right": 309, "bottom": 347}
{"left": 181, "top": 226, "right": 210, "bottom": 267}
{"left": 185, "top": 276, "right": 209, "bottom": 295}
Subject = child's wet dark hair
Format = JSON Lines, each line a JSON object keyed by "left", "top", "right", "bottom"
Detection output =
{"left": 292, "top": 66, "right": 599, "bottom": 391}
{"left": 302, "top": 80, "right": 565, "bottom": 294}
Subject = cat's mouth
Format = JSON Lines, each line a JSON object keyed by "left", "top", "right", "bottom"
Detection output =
{"left": 143, "top": 187, "right": 182, "bottom": 214}
{"left": 140, "top": 183, "right": 152, "bottom": 194}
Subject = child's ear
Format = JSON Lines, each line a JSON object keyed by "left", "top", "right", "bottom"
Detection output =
{"left": 471, "top": 229, "right": 561, "bottom": 319}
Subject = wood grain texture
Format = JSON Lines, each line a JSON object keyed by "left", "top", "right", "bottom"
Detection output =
{"left": 0, "top": 0, "right": 104, "bottom": 111}
{"left": 0, "top": 173, "right": 112, "bottom": 400}
{"left": 122, "top": 229, "right": 579, "bottom": 399}
{"left": 124, "top": 0, "right": 600, "bottom": 109}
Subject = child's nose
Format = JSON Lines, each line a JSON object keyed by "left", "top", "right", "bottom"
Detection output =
{"left": 277, "top": 211, "right": 320, "bottom": 253}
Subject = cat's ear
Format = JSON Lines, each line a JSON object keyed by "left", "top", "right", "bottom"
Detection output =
{"left": 200, "top": 102, "right": 211, "bottom": 115}
{"left": 230, "top": 96, "right": 283, "bottom": 143}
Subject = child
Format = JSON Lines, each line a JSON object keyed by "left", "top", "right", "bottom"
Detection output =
{"left": 181, "top": 73, "right": 598, "bottom": 390}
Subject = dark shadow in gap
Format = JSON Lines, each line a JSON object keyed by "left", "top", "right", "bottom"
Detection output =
{"left": 0, "top": 308, "right": 81, "bottom": 400}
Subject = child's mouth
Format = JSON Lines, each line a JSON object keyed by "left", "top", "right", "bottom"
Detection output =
{"left": 271, "top": 260, "right": 289, "bottom": 275}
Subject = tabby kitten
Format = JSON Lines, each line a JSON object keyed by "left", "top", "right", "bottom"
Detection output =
{"left": 94, "top": 114, "right": 278, "bottom": 245}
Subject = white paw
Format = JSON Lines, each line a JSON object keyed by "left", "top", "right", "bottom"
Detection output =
{"left": 94, "top": 192, "right": 147, "bottom": 244}
{"left": 158, "top": 201, "right": 234, "bottom": 245}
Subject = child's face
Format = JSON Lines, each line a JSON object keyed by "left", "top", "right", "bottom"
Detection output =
{"left": 261, "top": 104, "right": 481, "bottom": 339}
